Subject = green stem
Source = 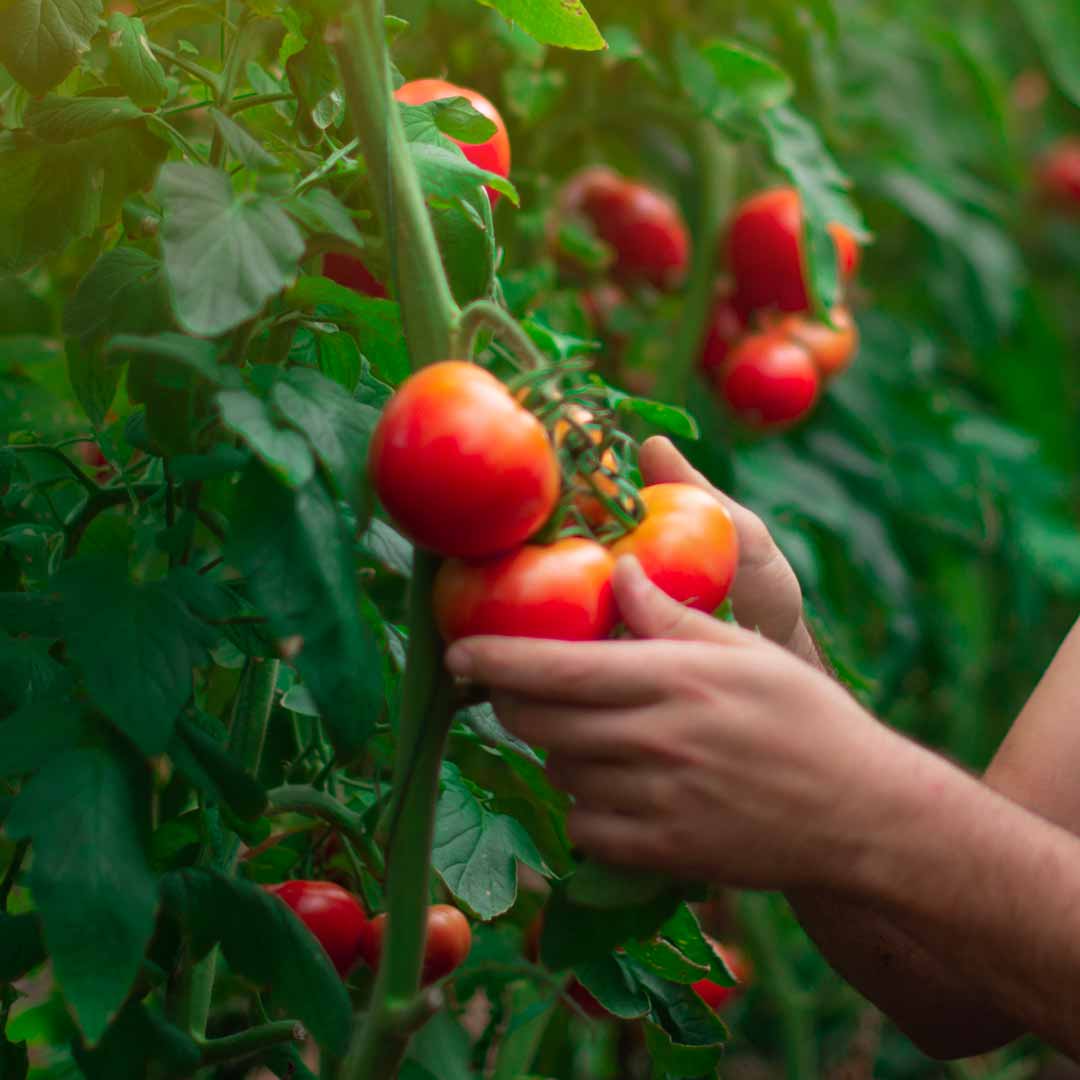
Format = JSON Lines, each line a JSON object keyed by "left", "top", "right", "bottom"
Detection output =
{"left": 452, "top": 300, "right": 548, "bottom": 370}
{"left": 149, "top": 44, "right": 222, "bottom": 94}
{"left": 197, "top": 1020, "right": 304, "bottom": 1065}
{"left": 12, "top": 444, "right": 98, "bottom": 493}
{"left": 737, "top": 892, "right": 817, "bottom": 1080}
{"left": 659, "top": 121, "right": 734, "bottom": 406}
{"left": 329, "top": 1, "right": 458, "bottom": 363}
{"left": 209, "top": 13, "right": 258, "bottom": 168}
{"left": 338, "top": 554, "right": 455, "bottom": 1080}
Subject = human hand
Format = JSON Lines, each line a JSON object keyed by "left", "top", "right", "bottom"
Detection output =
{"left": 639, "top": 437, "right": 809, "bottom": 658}
{"left": 446, "top": 557, "right": 919, "bottom": 891}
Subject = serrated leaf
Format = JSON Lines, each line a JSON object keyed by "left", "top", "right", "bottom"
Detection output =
{"left": 7, "top": 747, "right": 157, "bottom": 1044}
{"left": 0, "top": 0, "right": 104, "bottom": 95}
{"left": 106, "top": 14, "right": 168, "bottom": 108}
{"left": 217, "top": 388, "right": 315, "bottom": 487}
{"left": 25, "top": 95, "right": 144, "bottom": 142}
{"left": 476, "top": 0, "right": 604, "bottom": 51}
{"left": 158, "top": 163, "right": 305, "bottom": 337}
{"left": 63, "top": 247, "right": 167, "bottom": 340}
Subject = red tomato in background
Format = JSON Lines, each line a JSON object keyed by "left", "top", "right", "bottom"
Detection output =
{"left": 370, "top": 361, "right": 560, "bottom": 559}
{"left": 1036, "top": 138, "right": 1080, "bottom": 212}
{"left": 559, "top": 167, "right": 689, "bottom": 291}
{"left": 611, "top": 484, "right": 739, "bottom": 613}
{"left": 717, "top": 332, "right": 820, "bottom": 429}
{"left": 699, "top": 291, "right": 747, "bottom": 380}
{"left": 323, "top": 253, "right": 388, "bottom": 298}
{"left": 394, "top": 78, "right": 511, "bottom": 204}
{"left": 434, "top": 538, "right": 617, "bottom": 643}
{"left": 772, "top": 305, "right": 858, "bottom": 380}
{"left": 265, "top": 880, "right": 370, "bottom": 977}
{"left": 727, "top": 187, "right": 860, "bottom": 315}
{"left": 692, "top": 941, "right": 752, "bottom": 1011}
{"left": 361, "top": 905, "right": 472, "bottom": 985}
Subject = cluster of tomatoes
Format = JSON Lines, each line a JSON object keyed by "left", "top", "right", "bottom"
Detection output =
{"left": 266, "top": 879, "right": 472, "bottom": 984}
{"left": 369, "top": 360, "right": 739, "bottom": 641}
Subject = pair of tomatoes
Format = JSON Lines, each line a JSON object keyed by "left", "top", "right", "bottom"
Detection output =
{"left": 325, "top": 77, "right": 511, "bottom": 297}
{"left": 555, "top": 167, "right": 690, "bottom": 292}
{"left": 701, "top": 187, "right": 861, "bottom": 430}
{"left": 267, "top": 880, "right": 472, "bottom": 985}
{"left": 369, "top": 361, "right": 739, "bottom": 644}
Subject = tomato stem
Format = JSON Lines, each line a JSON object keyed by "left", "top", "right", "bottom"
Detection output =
{"left": 196, "top": 1020, "right": 305, "bottom": 1065}
{"left": 453, "top": 300, "right": 550, "bottom": 372}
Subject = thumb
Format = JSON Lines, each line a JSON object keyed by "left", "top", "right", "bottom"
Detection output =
{"left": 613, "top": 556, "right": 744, "bottom": 645}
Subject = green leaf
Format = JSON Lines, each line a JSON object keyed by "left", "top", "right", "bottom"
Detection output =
{"left": 24, "top": 95, "right": 144, "bottom": 142}
{"left": 227, "top": 463, "right": 383, "bottom": 756}
{"left": 209, "top": 109, "right": 282, "bottom": 172}
{"left": 73, "top": 1000, "right": 201, "bottom": 1080}
{"left": 57, "top": 560, "right": 214, "bottom": 755}
{"left": 217, "top": 388, "right": 315, "bottom": 487}
{"left": 169, "top": 713, "right": 269, "bottom": 820}
{"left": 0, "top": 699, "right": 84, "bottom": 778}
{"left": 678, "top": 38, "right": 793, "bottom": 122}
{"left": 161, "top": 868, "right": 351, "bottom": 1055}
{"left": 7, "top": 747, "right": 157, "bottom": 1044}
{"left": 0, "top": 275, "right": 52, "bottom": 336}
{"left": 0, "top": 0, "right": 104, "bottom": 95}
{"left": 0, "top": 593, "right": 63, "bottom": 637}
{"left": 66, "top": 339, "right": 121, "bottom": 428}
{"left": 456, "top": 702, "right": 542, "bottom": 765}
{"left": 410, "top": 141, "right": 518, "bottom": 206}
{"left": 158, "top": 163, "right": 305, "bottom": 337}
{"left": 287, "top": 188, "right": 365, "bottom": 248}
{"left": 1013, "top": 0, "right": 1080, "bottom": 107}
{"left": 602, "top": 383, "right": 699, "bottom": 439}
{"left": 432, "top": 763, "right": 550, "bottom": 919}
{"left": 63, "top": 247, "right": 168, "bottom": 341}
{"left": 0, "top": 637, "right": 71, "bottom": 717}
{"left": 0, "top": 913, "right": 46, "bottom": 983}
{"left": 573, "top": 953, "right": 650, "bottom": 1018}
{"left": 566, "top": 861, "right": 673, "bottom": 910}
{"left": 359, "top": 518, "right": 413, "bottom": 576}
{"left": 106, "top": 14, "right": 168, "bottom": 108}
{"left": 311, "top": 327, "right": 363, "bottom": 390}
{"left": 476, "top": 0, "right": 604, "bottom": 51}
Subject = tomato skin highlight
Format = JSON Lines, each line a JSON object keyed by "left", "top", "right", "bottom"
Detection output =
{"left": 1037, "top": 138, "right": 1080, "bottom": 212}
{"left": 727, "top": 187, "right": 859, "bottom": 315}
{"left": 370, "top": 361, "right": 560, "bottom": 559}
{"left": 323, "top": 253, "right": 387, "bottom": 299}
{"left": 394, "top": 78, "right": 511, "bottom": 204}
{"left": 717, "top": 332, "right": 820, "bottom": 429}
{"left": 560, "top": 167, "right": 689, "bottom": 290}
{"left": 435, "top": 538, "right": 617, "bottom": 643}
{"left": 361, "top": 905, "right": 472, "bottom": 985}
{"left": 773, "top": 306, "right": 858, "bottom": 380}
{"left": 265, "top": 880, "right": 370, "bottom": 977}
{"left": 611, "top": 484, "right": 739, "bottom": 613}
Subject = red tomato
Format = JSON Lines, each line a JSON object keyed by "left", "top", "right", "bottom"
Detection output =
{"left": 611, "top": 484, "right": 739, "bottom": 613}
{"left": 434, "top": 538, "right": 617, "bottom": 643}
{"left": 693, "top": 941, "right": 751, "bottom": 1011}
{"left": 559, "top": 167, "right": 689, "bottom": 290}
{"left": 717, "top": 331, "right": 820, "bottom": 429}
{"left": 699, "top": 291, "right": 746, "bottom": 380}
{"left": 727, "top": 187, "right": 860, "bottom": 315}
{"left": 75, "top": 440, "right": 111, "bottom": 479}
{"left": 1037, "top": 138, "right": 1080, "bottom": 212}
{"left": 323, "top": 253, "right": 387, "bottom": 299}
{"left": 361, "top": 905, "right": 472, "bottom": 985}
{"left": 568, "top": 979, "right": 609, "bottom": 1018}
{"left": 394, "top": 78, "right": 510, "bottom": 204}
{"left": 773, "top": 306, "right": 858, "bottom": 380}
{"left": 265, "top": 880, "right": 370, "bottom": 977}
{"left": 370, "top": 361, "right": 560, "bottom": 559}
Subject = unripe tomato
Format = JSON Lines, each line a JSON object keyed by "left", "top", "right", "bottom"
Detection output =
{"left": 265, "top": 880, "right": 370, "bottom": 977}
{"left": 559, "top": 167, "right": 689, "bottom": 291}
{"left": 727, "top": 187, "right": 860, "bottom": 315}
{"left": 717, "top": 332, "right": 820, "bottom": 429}
{"left": 699, "top": 291, "right": 746, "bottom": 380}
{"left": 370, "top": 361, "right": 560, "bottom": 559}
{"left": 692, "top": 942, "right": 751, "bottom": 1011}
{"left": 323, "top": 253, "right": 387, "bottom": 299}
{"left": 1036, "top": 138, "right": 1080, "bottom": 212}
{"left": 773, "top": 306, "right": 858, "bottom": 380}
{"left": 394, "top": 79, "right": 510, "bottom": 204}
{"left": 361, "top": 904, "right": 472, "bottom": 985}
{"left": 611, "top": 484, "right": 738, "bottom": 613}
{"left": 434, "top": 538, "right": 617, "bottom": 643}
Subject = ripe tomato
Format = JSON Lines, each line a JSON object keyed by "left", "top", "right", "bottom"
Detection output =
{"left": 727, "top": 187, "right": 859, "bottom": 315}
{"left": 717, "top": 331, "right": 820, "bottom": 429}
{"left": 265, "top": 880, "right": 370, "bottom": 977}
{"left": 370, "top": 361, "right": 560, "bottom": 559}
{"left": 394, "top": 78, "right": 510, "bottom": 204}
{"left": 611, "top": 484, "right": 738, "bottom": 613}
{"left": 323, "top": 253, "right": 387, "bottom": 299}
{"left": 773, "top": 306, "right": 858, "bottom": 380}
{"left": 434, "top": 538, "right": 617, "bottom": 643}
{"left": 361, "top": 904, "right": 472, "bottom": 985}
{"left": 559, "top": 167, "right": 689, "bottom": 291}
{"left": 699, "top": 291, "right": 746, "bottom": 380}
{"left": 1036, "top": 138, "right": 1080, "bottom": 212}
{"left": 692, "top": 942, "right": 751, "bottom": 1011}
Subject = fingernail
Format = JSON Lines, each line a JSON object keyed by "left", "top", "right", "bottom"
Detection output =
{"left": 445, "top": 644, "right": 473, "bottom": 677}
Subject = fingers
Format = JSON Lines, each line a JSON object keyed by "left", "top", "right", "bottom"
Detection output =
{"left": 446, "top": 636, "right": 674, "bottom": 705}
{"left": 613, "top": 556, "right": 747, "bottom": 645}
{"left": 547, "top": 752, "right": 679, "bottom": 819}
{"left": 490, "top": 693, "right": 652, "bottom": 755}
{"left": 566, "top": 808, "right": 671, "bottom": 872}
